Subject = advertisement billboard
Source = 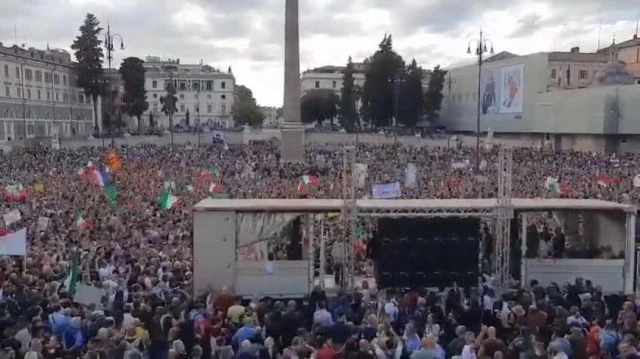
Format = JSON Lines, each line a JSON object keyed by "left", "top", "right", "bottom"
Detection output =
{"left": 481, "top": 64, "right": 524, "bottom": 115}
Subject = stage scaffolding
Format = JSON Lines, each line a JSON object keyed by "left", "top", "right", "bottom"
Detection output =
{"left": 324, "top": 147, "right": 515, "bottom": 290}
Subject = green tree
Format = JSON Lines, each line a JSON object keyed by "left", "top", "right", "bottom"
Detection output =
{"left": 71, "top": 13, "right": 105, "bottom": 133}
{"left": 424, "top": 65, "right": 447, "bottom": 120}
{"left": 118, "top": 57, "right": 149, "bottom": 132}
{"left": 301, "top": 89, "right": 339, "bottom": 125}
{"left": 361, "top": 34, "right": 405, "bottom": 127}
{"left": 396, "top": 59, "right": 425, "bottom": 127}
{"left": 160, "top": 81, "right": 178, "bottom": 130}
{"left": 339, "top": 57, "right": 358, "bottom": 132}
{"left": 233, "top": 85, "right": 264, "bottom": 126}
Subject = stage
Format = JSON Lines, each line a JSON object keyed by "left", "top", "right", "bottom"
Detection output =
{"left": 192, "top": 198, "right": 637, "bottom": 297}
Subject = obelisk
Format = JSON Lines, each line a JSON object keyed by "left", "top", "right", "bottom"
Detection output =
{"left": 281, "top": 0, "right": 305, "bottom": 162}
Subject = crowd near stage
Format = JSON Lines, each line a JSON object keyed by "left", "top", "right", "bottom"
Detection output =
{"left": 192, "top": 198, "right": 637, "bottom": 297}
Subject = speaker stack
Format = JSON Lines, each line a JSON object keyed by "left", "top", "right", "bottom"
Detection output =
{"left": 375, "top": 217, "right": 480, "bottom": 289}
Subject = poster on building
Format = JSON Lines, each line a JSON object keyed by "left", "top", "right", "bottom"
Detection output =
{"left": 499, "top": 64, "right": 524, "bottom": 113}
{"left": 481, "top": 69, "right": 499, "bottom": 115}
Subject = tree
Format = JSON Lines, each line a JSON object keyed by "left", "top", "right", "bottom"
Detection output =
{"left": 339, "top": 57, "right": 358, "bottom": 132}
{"left": 118, "top": 57, "right": 149, "bottom": 132}
{"left": 71, "top": 13, "right": 105, "bottom": 133}
{"left": 301, "top": 89, "right": 339, "bottom": 125}
{"left": 361, "top": 34, "right": 405, "bottom": 127}
{"left": 424, "top": 65, "right": 447, "bottom": 120}
{"left": 160, "top": 81, "right": 178, "bottom": 134}
{"left": 233, "top": 85, "right": 264, "bottom": 126}
{"left": 396, "top": 59, "right": 425, "bottom": 127}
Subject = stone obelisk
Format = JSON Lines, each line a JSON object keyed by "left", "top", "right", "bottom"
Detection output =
{"left": 281, "top": 0, "right": 305, "bottom": 162}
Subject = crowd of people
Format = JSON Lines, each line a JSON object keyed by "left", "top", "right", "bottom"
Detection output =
{"left": 0, "top": 141, "right": 638, "bottom": 358}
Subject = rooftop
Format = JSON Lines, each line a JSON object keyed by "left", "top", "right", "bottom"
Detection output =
{"left": 194, "top": 198, "right": 636, "bottom": 213}
{"left": 0, "top": 42, "right": 74, "bottom": 67}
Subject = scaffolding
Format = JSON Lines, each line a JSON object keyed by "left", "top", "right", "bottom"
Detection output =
{"left": 493, "top": 148, "right": 514, "bottom": 286}
{"left": 335, "top": 146, "right": 515, "bottom": 290}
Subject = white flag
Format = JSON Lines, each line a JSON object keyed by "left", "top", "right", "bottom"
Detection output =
{"left": 633, "top": 174, "right": 640, "bottom": 188}
{"left": 404, "top": 163, "right": 418, "bottom": 188}
{"left": 354, "top": 163, "right": 368, "bottom": 189}
{"left": 3, "top": 209, "right": 21, "bottom": 226}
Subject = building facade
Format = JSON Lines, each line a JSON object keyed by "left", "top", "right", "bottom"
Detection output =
{"left": 598, "top": 35, "right": 640, "bottom": 83}
{"left": 441, "top": 46, "right": 640, "bottom": 152}
{"left": 143, "top": 56, "right": 235, "bottom": 129}
{"left": 0, "top": 42, "right": 94, "bottom": 142}
{"left": 301, "top": 63, "right": 433, "bottom": 96}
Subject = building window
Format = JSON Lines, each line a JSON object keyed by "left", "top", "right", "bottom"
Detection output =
{"left": 207, "top": 104, "right": 212, "bottom": 113}
{"left": 152, "top": 80, "right": 157, "bottom": 88}
{"left": 46, "top": 91, "right": 50, "bottom": 100}
{"left": 17, "top": 88, "right": 21, "bottom": 98}
{"left": 15, "top": 66, "right": 20, "bottom": 79}
{"left": 53, "top": 74, "right": 60, "bottom": 85}
{"left": 205, "top": 81, "right": 213, "bottom": 91}
{"left": 5, "top": 87, "right": 9, "bottom": 97}
{"left": 79, "top": 94, "right": 84, "bottom": 103}
{"left": 207, "top": 94, "right": 212, "bottom": 99}
{"left": 315, "top": 81, "right": 320, "bottom": 88}
{"left": 180, "top": 104, "right": 185, "bottom": 112}
{"left": 35, "top": 70, "right": 42, "bottom": 82}
{"left": 221, "top": 81, "right": 226, "bottom": 89}
{"left": 221, "top": 104, "right": 227, "bottom": 114}
{"left": 27, "top": 89, "right": 31, "bottom": 99}
{"left": 3, "top": 65, "right": 8, "bottom": 77}
{"left": 332, "top": 80, "right": 337, "bottom": 89}
{"left": 579, "top": 70, "right": 588, "bottom": 80}
{"left": 551, "top": 69, "right": 556, "bottom": 79}
{"left": 63, "top": 93, "right": 69, "bottom": 103}
{"left": 55, "top": 92, "right": 59, "bottom": 102}
{"left": 63, "top": 75, "right": 67, "bottom": 85}
{"left": 193, "top": 81, "right": 200, "bottom": 91}
{"left": 152, "top": 93, "right": 157, "bottom": 99}
{"left": 37, "top": 90, "right": 41, "bottom": 100}
{"left": 221, "top": 94, "right": 226, "bottom": 100}
{"left": 24, "top": 69, "right": 32, "bottom": 81}
{"left": 179, "top": 82, "right": 186, "bottom": 91}
{"left": 179, "top": 94, "right": 185, "bottom": 99}
{"left": 44, "top": 72, "right": 52, "bottom": 83}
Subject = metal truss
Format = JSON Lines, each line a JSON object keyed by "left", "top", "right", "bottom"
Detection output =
{"left": 357, "top": 207, "right": 496, "bottom": 218}
{"left": 494, "top": 148, "right": 514, "bottom": 286}
{"left": 342, "top": 146, "right": 358, "bottom": 289}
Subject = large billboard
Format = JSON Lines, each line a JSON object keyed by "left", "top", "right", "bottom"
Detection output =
{"left": 499, "top": 64, "right": 524, "bottom": 113}
{"left": 481, "top": 64, "right": 524, "bottom": 115}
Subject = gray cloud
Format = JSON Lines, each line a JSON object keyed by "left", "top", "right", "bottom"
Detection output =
{"left": 508, "top": 14, "right": 546, "bottom": 38}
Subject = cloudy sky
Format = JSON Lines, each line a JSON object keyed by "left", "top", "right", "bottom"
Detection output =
{"left": 2, "top": 0, "right": 639, "bottom": 106}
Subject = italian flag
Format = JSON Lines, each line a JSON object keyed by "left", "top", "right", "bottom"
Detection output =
{"left": 544, "top": 177, "right": 562, "bottom": 195}
{"left": 301, "top": 175, "right": 319, "bottom": 185}
{"left": 160, "top": 191, "right": 179, "bottom": 209}
{"left": 76, "top": 213, "right": 91, "bottom": 230}
{"left": 61, "top": 251, "right": 80, "bottom": 296}
{"left": 209, "top": 183, "right": 224, "bottom": 193}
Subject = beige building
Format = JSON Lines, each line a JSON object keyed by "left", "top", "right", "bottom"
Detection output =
{"left": 0, "top": 42, "right": 94, "bottom": 142}
{"left": 442, "top": 46, "right": 640, "bottom": 152}
{"left": 301, "top": 63, "right": 433, "bottom": 96}
{"left": 143, "top": 56, "right": 235, "bottom": 129}
{"left": 597, "top": 35, "right": 640, "bottom": 83}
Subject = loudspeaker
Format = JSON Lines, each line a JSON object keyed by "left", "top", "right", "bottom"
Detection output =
{"left": 375, "top": 217, "right": 480, "bottom": 289}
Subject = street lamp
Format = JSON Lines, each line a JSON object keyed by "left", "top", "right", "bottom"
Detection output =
{"left": 467, "top": 29, "right": 494, "bottom": 173}
{"left": 104, "top": 22, "right": 125, "bottom": 69}
{"left": 391, "top": 74, "right": 403, "bottom": 146}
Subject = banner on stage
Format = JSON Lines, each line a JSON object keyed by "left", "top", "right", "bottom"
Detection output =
{"left": 372, "top": 182, "right": 401, "bottom": 199}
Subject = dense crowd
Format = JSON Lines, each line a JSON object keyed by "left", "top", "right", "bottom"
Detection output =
{"left": 0, "top": 142, "right": 638, "bottom": 358}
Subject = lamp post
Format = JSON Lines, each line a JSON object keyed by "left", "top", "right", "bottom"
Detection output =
{"left": 467, "top": 30, "right": 494, "bottom": 173}
{"left": 391, "top": 74, "right": 403, "bottom": 146}
{"left": 104, "top": 22, "right": 124, "bottom": 70}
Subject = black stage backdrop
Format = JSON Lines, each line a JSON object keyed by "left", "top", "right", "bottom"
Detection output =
{"left": 375, "top": 217, "right": 480, "bottom": 288}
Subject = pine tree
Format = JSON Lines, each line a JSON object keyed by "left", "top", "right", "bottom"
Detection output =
{"left": 71, "top": 13, "right": 105, "bottom": 133}
{"left": 339, "top": 57, "right": 357, "bottom": 132}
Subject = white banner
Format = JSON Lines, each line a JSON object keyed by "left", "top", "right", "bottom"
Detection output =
{"left": 354, "top": 163, "right": 368, "bottom": 189}
{"left": 404, "top": 163, "right": 418, "bottom": 188}
{"left": 634, "top": 174, "right": 640, "bottom": 188}
{"left": 37, "top": 217, "right": 50, "bottom": 231}
{"left": 0, "top": 229, "right": 27, "bottom": 256}
{"left": 3, "top": 209, "right": 21, "bottom": 226}
{"left": 372, "top": 182, "right": 401, "bottom": 199}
